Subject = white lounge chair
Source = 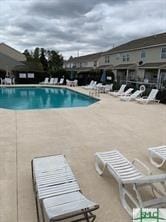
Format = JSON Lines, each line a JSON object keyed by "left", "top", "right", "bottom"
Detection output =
{"left": 149, "top": 145, "right": 166, "bottom": 168}
{"left": 32, "top": 154, "right": 99, "bottom": 222}
{"left": 40, "top": 77, "right": 49, "bottom": 84}
{"left": 120, "top": 88, "right": 134, "bottom": 96}
{"left": 136, "top": 89, "right": 160, "bottom": 104}
{"left": 120, "top": 90, "right": 142, "bottom": 101}
{"left": 96, "top": 83, "right": 113, "bottom": 93}
{"left": 109, "top": 84, "right": 126, "bottom": 96}
{"left": 84, "top": 80, "right": 97, "bottom": 89}
{"left": 49, "top": 78, "right": 55, "bottom": 84}
{"left": 95, "top": 150, "right": 166, "bottom": 216}
{"left": 104, "top": 84, "right": 113, "bottom": 93}
{"left": 66, "top": 79, "right": 71, "bottom": 86}
{"left": 59, "top": 78, "right": 64, "bottom": 85}
{"left": 54, "top": 78, "right": 58, "bottom": 85}
{"left": 73, "top": 79, "right": 78, "bottom": 87}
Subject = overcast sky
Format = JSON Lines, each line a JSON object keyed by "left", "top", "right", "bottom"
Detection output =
{"left": 0, "top": 0, "right": 165, "bottom": 59}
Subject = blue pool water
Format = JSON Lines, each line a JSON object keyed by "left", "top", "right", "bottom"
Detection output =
{"left": 0, "top": 87, "right": 98, "bottom": 110}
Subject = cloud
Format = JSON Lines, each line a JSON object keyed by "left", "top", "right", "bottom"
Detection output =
{"left": 0, "top": 0, "right": 165, "bottom": 59}
{"left": 29, "top": 0, "right": 126, "bottom": 18}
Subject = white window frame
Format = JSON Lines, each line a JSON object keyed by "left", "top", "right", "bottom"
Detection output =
{"left": 122, "top": 55, "right": 126, "bottom": 62}
{"left": 161, "top": 47, "right": 166, "bottom": 59}
{"left": 126, "top": 54, "right": 130, "bottom": 61}
{"left": 105, "top": 55, "right": 110, "bottom": 63}
{"left": 141, "top": 50, "right": 146, "bottom": 59}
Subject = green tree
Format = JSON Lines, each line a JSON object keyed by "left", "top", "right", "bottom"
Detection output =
{"left": 33, "top": 47, "right": 40, "bottom": 61}
{"left": 40, "top": 48, "right": 48, "bottom": 72}
{"left": 47, "top": 50, "right": 63, "bottom": 74}
{"left": 23, "top": 49, "right": 33, "bottom": 61}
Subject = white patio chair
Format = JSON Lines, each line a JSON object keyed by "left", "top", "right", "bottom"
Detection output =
{"left": 49, "top": 78, "right": 55, "bottom": 84}
{"left": 120, "top": 90, "right": 142, "bottom": 101}
{"left": 120, "top": 88, "right": 134, "bottom": 96}
{"left": 54, "top": 78, "right": 58, "bottom": 85}
{"left": 32, "top": 154, "right": 99, "bottom": 222}
{"left": 66, "top": 79, "right": 71, "bottom": 86}
{"left": 12, "top": 78, "right": 15, "bottom": 84}
{"left": 95, "top": 150, "right": 166, "bottom": 216}
{"left": 59, "top": 78, "right": 64, "bottom": 85}
{"left": 4, "top": 78, "right": 12, "bottom": 85}
{"left": 83, "top": 80, "right": 95, "bottom": 89}
{"left": 148, "top": 145, "right": 166, "bottom": 168}
{"left": 40, "top": 77, "right": 49, "bottom": 84}
{"left": 109, "top": 84, "right": 126, "bottom": 96}
{"left": 136, "top": 89, "right": 160, "bottom": 104}
{"left": 104, "top": 84, "right": 113, "bottom": 93}
{"left": 73, "top": 79, "right": 78, "bottom": 86}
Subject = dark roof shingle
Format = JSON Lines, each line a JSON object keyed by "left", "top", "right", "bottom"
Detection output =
{"left": 104, "top": 32, "right": 166, "bottom": 55}
{"left": 68, "top": 52, "right": 102, "bottom": 63}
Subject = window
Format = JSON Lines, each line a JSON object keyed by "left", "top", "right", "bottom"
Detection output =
{"left": 122, "top": 55, "right": 126, "bottom": 61}
{"left": 94, "top": 60, "right": 97, "bottom": 67}
{"left": 83, "top": 62, "right": 88, "bottom": 66}
{"left": 122, "top": 54, "right": 130, "bottom": 62}
{"left": 141, "top": 50, "right": 146, "bottom": 59}
{"left": 105, "top": 55, "right": 110, "bottom": 63}
{"left": 126, "top": 54, "right": 130, "bottom": 61}
{"left": 116, "top": 54, "right": 120, "bottom": 60}
{"left": 161, "top": 48, "right": 166, "bottom": 59}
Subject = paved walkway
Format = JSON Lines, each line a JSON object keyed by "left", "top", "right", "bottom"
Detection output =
{"left": 0, "top": 87, "right": 166, "bottom": 222}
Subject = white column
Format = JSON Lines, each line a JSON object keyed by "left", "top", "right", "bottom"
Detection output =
{"left": 157, "top": 69, "right": 161, "bottom": 89}
{"left": 126, "top": 69, "right": 129, "bottom": 83}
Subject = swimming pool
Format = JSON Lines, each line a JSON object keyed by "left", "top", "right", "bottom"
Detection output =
{"left": 0, "top": 87, "right": 98, "bottom": 110}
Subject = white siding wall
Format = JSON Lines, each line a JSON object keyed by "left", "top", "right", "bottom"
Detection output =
{"left": 98, "top": 45, "right": 166, "bottom": 67}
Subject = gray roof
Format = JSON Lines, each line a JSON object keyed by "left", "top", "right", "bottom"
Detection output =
{"left": 0, "top": 52, "right": 23, "bottom": 72}
{"left": 115, "top": 63, "right": 137, "bottom": 69}
{"left": 0, "top": 43, "right": 26, "bottom": 61}
{"left": 68, "top": 52, "right": 102, "bottom": 63}
{"left": 139, "top": 62, "right": 166, "bottom": 69}
{"left": 104, "top": 32, "right": 166, "bottom": 55}
{"left": 98, "top": 64, "right": 114, "bottom": 70}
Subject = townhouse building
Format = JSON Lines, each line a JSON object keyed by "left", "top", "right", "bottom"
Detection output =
{"left": 65, "top": 32, "right": 166, "bottom": 89}
{"left": 99, "top": 32, "right": 166, "bottom": 89}
{"left": 64, "top": 52, "right": 102, "bottom": 72}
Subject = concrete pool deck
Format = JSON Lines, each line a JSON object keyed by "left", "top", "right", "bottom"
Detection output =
{"left": 0, "top": 86, "right": 166, "bottom": 222}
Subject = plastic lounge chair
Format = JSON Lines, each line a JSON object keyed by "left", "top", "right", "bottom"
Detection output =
{"left": 136, "top": 89, "right": 160, "bottom": 104}
{"left": 120, "top": 88, "right": 134, "bottom": 96}
{"left": 49, "top": 78, "right": 55, "bottom": 85}
{"left": 109, "top": 84, "right": 126, "bottom": 96}
{"left": 104, "top": 84, "right": 113, "bottom": 93}
{"left": 73, "top": 79, "right": 78, "bottom": 86}
{"left": 32, "top": 154, "right": 99, "bottom": 222}
{"left": 83, "top": 80, "right": 96, "bottom": 89}
{"left": 66, "top": 79, "right": 69, "bottom": 86}
{"left": 148, "top": 145, "right": 166, "bottom": 168}
{"left": 40, "top": 77, "right": 49, "bottom": 84}
{"left": 95, "top": 150, "right": 166, "bottom": 216}
{"left": 54, "top": 78, "right": 58, "bottom": 85}
{"left": 59, "top": 78, "right": 64, "bottom": 85}
{"left": 120, "top": 90, "right": 142, "bottom": 101}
